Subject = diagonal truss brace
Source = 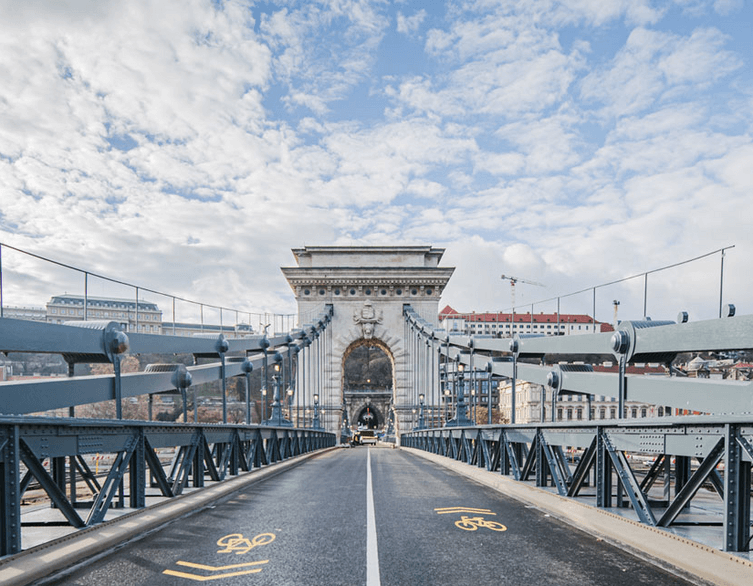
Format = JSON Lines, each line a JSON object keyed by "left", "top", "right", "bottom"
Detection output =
{"left": 86, "top": 435, "right": 138, "bottom": 526}
{"left": 657, "top": 437, "right": 725, "bottom": 527}
{"left": 19, "top": 439, "right": 85, "bottom": 528}
{"left": 568, "top": 437, "right": 596, "bottom": 498}
{"left": 602, "top": 432, "right": 657, "bottom": 526}
{"left": 539, "top": 433, "right": 568, "bottom": 496}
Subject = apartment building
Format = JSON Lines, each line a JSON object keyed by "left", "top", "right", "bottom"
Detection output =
{"left": 46, "top": 294, "right": 163, "bottom": 334}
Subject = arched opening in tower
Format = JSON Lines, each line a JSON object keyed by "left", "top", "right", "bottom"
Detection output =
{"left": 342, "top": 343, "right": 392, "bottom": 392}
{"left": 356, "top": 405, "right": 380, "bottom": 429}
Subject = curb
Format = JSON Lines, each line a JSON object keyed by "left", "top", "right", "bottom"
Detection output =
{"left": 402, "top": 446, "right": 753, "bottom": 586}
{"left": 0, "top": 447, "right": 338, "bottom": 586}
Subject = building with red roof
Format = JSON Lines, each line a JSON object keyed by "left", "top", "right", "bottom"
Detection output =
{"left": 438, "top": 306, "right": 613, "bottom": 337}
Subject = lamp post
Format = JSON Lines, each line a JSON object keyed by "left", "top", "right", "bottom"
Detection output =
{"left": 446, "top": 360, "right": 471, "bottom": 427}
{"left": 264, "top": 352, "right": 292, "bottom": 427}
{"left": 444, "top": 386, "right": 451, "bottom": 423}
{"left": 312, "top": 393, "right": 323, "bottom": 430}
{"left": 241, "top": 358, "right": 254, "bottom": 425}
{"left": 261, "top": 388, "right": 267, "bottom": 421}
{"left": 416, "top": 393, "right": 426, "bottom": 429}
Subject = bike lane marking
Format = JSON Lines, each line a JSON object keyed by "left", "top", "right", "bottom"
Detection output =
{"left": 367, "top": 448, "right": 381, "bottom": 586}
{"left": 435, "top": 507, "right": 508, "bottom": 532}
{"left": 162, "top": 532, "right": 275, "bottom": 581}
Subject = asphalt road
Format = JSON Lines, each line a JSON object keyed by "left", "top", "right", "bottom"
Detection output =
{"left": 40, "top": 447, "right": 697, "bottom": 586}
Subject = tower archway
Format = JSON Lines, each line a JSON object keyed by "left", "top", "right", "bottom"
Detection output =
{"left": 282, "top": 246, "right": 455, "bottom": 438}
{"left": 342, "top": 338, "right": 394, "bottom": 431}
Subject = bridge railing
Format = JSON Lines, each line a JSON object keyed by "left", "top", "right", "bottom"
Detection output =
{"left": 402, "top": 305, "right": 753, "bottom": 553}
{"left": 0, "top": 305, "right": 336, "bottom": 557}
{"left": 1, "top": 416, "right": 335, "bottom": 556}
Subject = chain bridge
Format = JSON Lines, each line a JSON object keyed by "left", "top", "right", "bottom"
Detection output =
{"left": 0, "top": 244, "right": 751, "bottom": 586}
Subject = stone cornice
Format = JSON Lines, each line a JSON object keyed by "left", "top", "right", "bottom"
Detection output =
{"left": 282, "top": 267, "right": 454, "bottom": 286}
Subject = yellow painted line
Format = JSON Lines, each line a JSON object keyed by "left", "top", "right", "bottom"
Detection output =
{"left": 162, "top": 560, "right": 268, "bottom": 581}
{"left": 175, "top": 560, "right": 268, "bottom": 572}
{"left": 163, "top": 568, "right": 263, "bottom": 581}
{"left": 434, "top": 507, "right": 496, "bottom": 515}
{"left": 40, "top": 537, "right": 98, "bottom": 562}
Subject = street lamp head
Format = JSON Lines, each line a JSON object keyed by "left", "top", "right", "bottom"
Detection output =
{"left": 261, "top": 388, "right": 267, "bottom": 396}
{"left": 313, "top": 393, "right": 319, "bottom": 404}
{"left": 458, "top": 363, "right": 465, "bottom": 372}
{"left": 419, "top": 393, "right": 425, "bottom": 402}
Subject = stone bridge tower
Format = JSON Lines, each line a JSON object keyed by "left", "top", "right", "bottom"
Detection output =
{"left": 282, "top": 246, "right": 454, "bottom": 437}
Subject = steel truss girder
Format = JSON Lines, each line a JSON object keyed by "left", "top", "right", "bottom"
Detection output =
{"left": 402, "top": 419, "right": 753, "bottom": 553}
{"left": 0, "top": 419, "right": 335, "bottom": 557}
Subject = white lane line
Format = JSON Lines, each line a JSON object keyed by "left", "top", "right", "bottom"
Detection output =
{"left": 366, "top": 448, "right": 381, "bottom": 586}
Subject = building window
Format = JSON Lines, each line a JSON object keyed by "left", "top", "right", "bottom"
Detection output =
{"left": 350, "top": 289, "right": 356, "bottom": 295}
{"left": 610, "top": 408, "right": 616, "bottom": 419}
{"left": 567, "top": 408, "right": 573, "bottom": 420}
{"left": 396, "top": 289, "right": 402, "bottom": 295}
{"left": 641, "top": 408, "right": 647, "bottom": 417}
{"left": 576, "top": 408, "right": 583, "bottom": 420}
{"left": 631, "top": 408, "right": 637, "bottom": 418}
{"left": 426, "top": 289, "right": 432, "bottom": 295}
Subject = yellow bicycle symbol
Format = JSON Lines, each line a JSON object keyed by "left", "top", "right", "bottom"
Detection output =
{"left": 454, "top": 516, "right": 507, "bottom": 532}
{"left": 217, "top": 532, "right": 275, "bottom": 554}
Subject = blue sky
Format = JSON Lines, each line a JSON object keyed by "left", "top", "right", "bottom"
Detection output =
{"left": 0, "top": 0, "right": 751, "bottom": 326}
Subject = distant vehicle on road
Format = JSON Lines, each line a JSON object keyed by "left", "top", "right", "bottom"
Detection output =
{"left": 359, "top": 429, "right": 377, "bottom": 444}
{"left": 350, "top": 428, "right": 377, "bottom": 446}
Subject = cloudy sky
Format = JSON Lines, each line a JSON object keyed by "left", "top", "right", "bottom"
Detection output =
{"left": 0, "top": 0, "right": 751, "bottom": 328}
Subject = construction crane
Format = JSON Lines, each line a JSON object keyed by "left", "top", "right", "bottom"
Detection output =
{"left": 501, "top": 274, "right": 545, "bottom": 309}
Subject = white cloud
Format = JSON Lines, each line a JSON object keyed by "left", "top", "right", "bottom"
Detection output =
{"left": 396, "top": 9, "right": 427, "bottom": 35}
{"left": 1, "top": 0, "right": 751, "bottom": 324}
{"left": 580, "top": 26, "right": 742, "bottom": 119}
{"left": 714, "top": 0, "right": 744, "bottom": 16}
